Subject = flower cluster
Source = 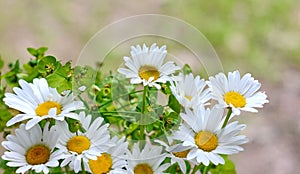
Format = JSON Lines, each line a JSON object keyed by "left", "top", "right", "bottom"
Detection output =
{"left": 0, "top": 44, "right": 268, "bottom": 174}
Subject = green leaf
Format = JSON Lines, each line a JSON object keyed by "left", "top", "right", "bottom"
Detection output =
{"left": 161, "top": 82, "right": 172, "bottom": 95}
{"left": 126, "top": 123, "right": 139, "bottom": 135}
{"left": 0, "top": 159, "right": 17, "bottom": 174}
{"left": 46, "top": 73, "right": 71, "bottom": 92}
{"left": 37, "top": 56, "right": 60, "bottom": 74}
{"left": 37, "top": 47, "right": 48, "bottom": 55}
{"left": 4, "top": 60, "right": 21, "bottom": 86}
{"left": 27, "top": 47, "right": 38, "bottom": 56}
{"left": 9, "top": 60, "right": 21, "bottom": 72}
{"left": 73, "top": 65, "right": 98, "bottom": 91}
{"left": 23, "top": 63, "right": 40, "bottom": 82}
{"left": 210, "top": 156, "right": 236, "bottom": 174}
{"left": 27, "top": 47, "right": 48, "bottom": 59}
{"left": 168, "top": 94, "right": 181, "bottom": 113}
{"left": 146, "top": 124, "right": 153, "bottom": 132}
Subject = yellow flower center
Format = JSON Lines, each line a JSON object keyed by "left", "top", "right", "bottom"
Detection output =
{"left": 134, "top": 163, "right": 153, "bottom": 174}
{"left": 138, "top": 65, "right": 160, "bottom": 81}
{"left": 195, "top": 131, "right": 218, "bottom": 152}
{"left": 89, "top": 153, "right": 113, "bottom": 174}
{"left": 67, "top": 135, "right": 90, "bottom": 154}
{"left": 172, "top": 149, "right": 190, "bottom": 158}
{"left": 35, "top": 101, "right": 62, "bottom": 116}
{"left": 185, "top": 95, "right": 193, "bottom": 101}
{"left": 223, "top": 91, "right": 246, "bottom": 108}
{"left": 26, "top": 144, "right": 50, "bottom": 165}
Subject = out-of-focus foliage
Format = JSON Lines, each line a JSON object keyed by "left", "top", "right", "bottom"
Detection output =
{"left": 1, "top": 0, "right": 298, "bottom": 81}
{"left": 163, "top": 0, "right": 300, "bottom": 78}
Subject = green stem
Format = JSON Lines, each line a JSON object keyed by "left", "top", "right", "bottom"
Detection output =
{"left": 81, "top": 158, "right": 86, "bottom": 174}
{"left": 78, "top": 95, "right": 90, "bottom": 111}
{"left": 139, "top": 86, "right": 148, "bottom": 148}
{"left": 100, "top": 89, "right": 144, "bottom": 107}
{"left": 65, "top": 166, "right": 70, "bottom": 174}
{"left": 202, "top": 165, "right": 209, "bottom": 174}
{"left": 222, "top": 108, "right": 232, "bottom": 128}
{"left": 191, "top": 164, "right": 200, "bottom": 174}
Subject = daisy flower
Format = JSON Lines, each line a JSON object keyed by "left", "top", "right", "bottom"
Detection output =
{"left": 155, "top": 137, "right": 198, "bottom": 173}
{"left": 208, "top": 70, "right": 269, "bottom": 115}
{"left": 1, "top": 123, "right": 63, "bottom": 174}
{"left": 3, "top": 78, "right": 84, "bottom": 129}
{"left": 173, "top": 106, "right": 248, "bottom": 166}
{"left": 127, "top": 142, "right": 170, "bottom": 174}
{"left": 88, "top": 136, "right": 129, "bottom": 174}
{"left": 56, "top": 111, "right": 112, "bottom": 173}
{"left": 170, "top": 73, "right": 211, "bottom": 108}
{"left": 118, "top": 43, "right": 181, "bottom": 89}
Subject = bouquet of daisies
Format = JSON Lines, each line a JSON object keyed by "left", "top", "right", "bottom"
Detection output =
{"left": 0, "top": 43, "right": 268, "bottom": 174}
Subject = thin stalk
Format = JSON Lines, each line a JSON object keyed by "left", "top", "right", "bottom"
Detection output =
{"left": 202, "top": 165, "right": 209, "bottom": 174}
{"left": 191, "top": 164, "right": 200, "bottom": 174}
{"left": 65, "top": 166, "right": 70, "bottom": 174}
{"left": 78, "top": 95, "right": 90, "bottom": 111}
{"left": 81, "top": 158, "right": 86, "bottom": 174}
{"left": 222, "top": 108, "right": 232, "bottom": 128}
{"left": 139, "top": 86, "right": 148, "bottom": 148}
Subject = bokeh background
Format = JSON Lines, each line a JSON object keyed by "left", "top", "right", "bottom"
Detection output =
{"left": 1, "top": 0, "right": 300, "bottom": 173}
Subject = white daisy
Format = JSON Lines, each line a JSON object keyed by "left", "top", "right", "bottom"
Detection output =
{"left": 4, "top": 78, "right": 84, "bottom": 129}
{"left": 170, "top": 73, "right": 211, "bottom": 108}
{"left": 88, "top": 136, "right": 129, "bottom": 174}
{"left": 1, "top": 123, "right": 63, "bottom": 174}
{"left": 208, "top": 70, "right": 269, "bottom": 115}
{"left": 127, "top": 142, "right": 170, "bottom": 174}
{"left": 118, "top": 43, "right": 181, "bottom": 89}
{"left": 155, "top": 137, "right": 198, "bottom": 173}
{"left": 173, "top": 106, "right": 248, "bottom": 166}
{"left": 56, "top": 111, "right": 112, "bottom": 173}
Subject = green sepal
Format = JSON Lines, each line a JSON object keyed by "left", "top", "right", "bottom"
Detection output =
{"left": 182, "top": 64, "right": 193, "bottom": 74}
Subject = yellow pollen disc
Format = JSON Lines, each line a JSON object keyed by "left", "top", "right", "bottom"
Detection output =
{"left": 134, "top": 163, "right": 153, "bottom": 174}
{"left": 185, "top": 95, "right": 193, "bottom": 101}
{"left": 26, "top": 144, "right": 50, "bottom": 165}
{"left": 195, "top": 131, "right": 218, "bottom": 152}
{"left": 138, "top": 65, "right": 160, "bottom": 81}
{"left": 223, "top": 91, "right": 246, "bottom": 108}
{"left": 172, "top": 149, "right": 190, "bottom": 158}
{"left": 36, "top": 101, "right": 62, "bottom": 116}
{"left": 89, "top": 153, "right": 113, "bottom": 174}
{"left": 67, "top": 135, "right": 90, "bottom": 154}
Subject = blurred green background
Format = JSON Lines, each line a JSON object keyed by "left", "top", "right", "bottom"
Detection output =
{"left": 1, "top": 0, "right": 300, "bottom": 173}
